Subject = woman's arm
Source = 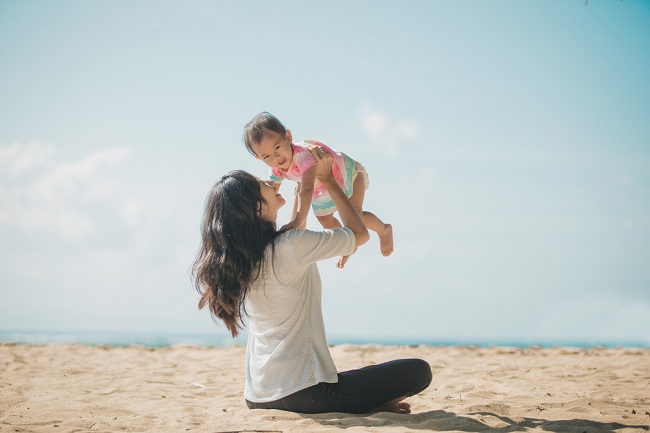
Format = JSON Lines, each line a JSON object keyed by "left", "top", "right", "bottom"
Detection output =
{"left": 280, "top": 170, "right": 313, "bottom": 231}
{"left": 309, "top": 147, "right": 369, "bottom": 248}
{"left": 289, "top": 182, "right": 307, "bottom": 230}
{"left": 295, "top": 166, "right": 315, "bottom": 225}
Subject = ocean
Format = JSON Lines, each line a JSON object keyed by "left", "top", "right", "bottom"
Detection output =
{"left": 1, "top": 330, "right": 647, "bottom": 348}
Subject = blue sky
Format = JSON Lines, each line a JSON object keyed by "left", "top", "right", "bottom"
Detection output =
{"left": 1, "top": 0, "right": 649, "bottom": 346}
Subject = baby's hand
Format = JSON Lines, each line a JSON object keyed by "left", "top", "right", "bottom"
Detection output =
{"left": 279, "top": 218, "right": 302, "bottom": 232}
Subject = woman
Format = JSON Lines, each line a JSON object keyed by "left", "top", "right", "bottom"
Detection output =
{"left": 192, "top": 146, "right": 431, "bottom": 414}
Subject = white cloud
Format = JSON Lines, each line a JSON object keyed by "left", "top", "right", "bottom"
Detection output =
{"left": 120, "top": 197, "right": 147, "bottom": 228}
{"left": 119, "top": 196, "right": 171, "bottom": 254}
{"left": 360, "top": 104, "right": 388, "bottom": 139}
{"left": 359, "top": 103, "right": 422, "bottom": 156}
{"left": 30, "top": 147, "right": 129, "bottom": 203}
{"left": 396, "top": 120, "right": 421, "bottom": 141}
{"left": 0, "top": 142, "right": 130, "bottom": 240}
{"left": 0, "top": 142, "right": 55, "bottom": 175}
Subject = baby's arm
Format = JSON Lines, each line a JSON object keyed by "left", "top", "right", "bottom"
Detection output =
{"left": 280, "top": 167, "right": 315, "bottom": 231}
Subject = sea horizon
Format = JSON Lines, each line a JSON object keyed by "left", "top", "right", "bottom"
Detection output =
{"left": 1, "top": 329, "right": 647, "bottom": 349}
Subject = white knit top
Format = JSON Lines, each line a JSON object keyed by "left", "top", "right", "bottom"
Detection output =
{"left": 244, "top": 227, "right": 356, "bottom": 402}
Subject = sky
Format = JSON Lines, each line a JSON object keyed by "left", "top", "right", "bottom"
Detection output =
{"left": 1, "top": 0, "right": 649, "bottom": 346}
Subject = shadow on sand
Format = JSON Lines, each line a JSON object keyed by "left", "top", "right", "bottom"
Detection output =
{"left": 304, "top": 409, "right": 650, "bottom": 432}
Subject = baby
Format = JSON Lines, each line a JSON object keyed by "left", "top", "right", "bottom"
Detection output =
{"left": 243, "top": 111, "right": 392, "bottom": 268}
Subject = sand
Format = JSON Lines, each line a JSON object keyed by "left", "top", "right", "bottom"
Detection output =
{"left": 1, "top": 344, "right": 649, "bottom": 433}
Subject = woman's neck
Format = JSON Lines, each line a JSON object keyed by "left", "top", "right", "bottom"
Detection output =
{"left": 262, "top": 213, "right": 277, "bottom": 227}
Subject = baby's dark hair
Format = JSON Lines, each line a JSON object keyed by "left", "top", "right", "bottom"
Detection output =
{"left": 243, "top": 112, "right": 287, "bottom": 156}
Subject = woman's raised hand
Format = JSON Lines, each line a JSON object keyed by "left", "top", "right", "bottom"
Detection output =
{"left": 308, "top": 145, "right": 333, "bottom": 182}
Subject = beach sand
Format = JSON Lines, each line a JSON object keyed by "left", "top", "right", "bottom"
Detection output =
{"left": 1, "top": 344, "right": 649, "bottom": 433}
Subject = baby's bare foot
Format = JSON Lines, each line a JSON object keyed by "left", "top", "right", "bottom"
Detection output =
{"left": 337, "top": 247, "right": 358, "bottom": 269}
{"left": 379, "top": 223, "right": 393, "bottom": 256}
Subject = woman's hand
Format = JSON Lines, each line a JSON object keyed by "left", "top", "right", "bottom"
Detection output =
{"left": 308, "top": 145, "right": 334, "bottom": 183}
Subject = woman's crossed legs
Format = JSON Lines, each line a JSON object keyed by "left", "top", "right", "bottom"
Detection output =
{"left": 246, "top": 358, "right": 432, "bottom": 414}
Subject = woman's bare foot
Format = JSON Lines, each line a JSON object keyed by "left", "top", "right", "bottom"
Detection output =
{"left": 375, "top": 401, "right": 411, "bottom": 414}
{"left": 378, "top": 223, "right": 393, "bottom": 256}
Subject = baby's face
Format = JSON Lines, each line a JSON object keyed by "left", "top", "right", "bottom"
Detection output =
{"left": 252, "top": 129, "right": 293, "bottom": 171}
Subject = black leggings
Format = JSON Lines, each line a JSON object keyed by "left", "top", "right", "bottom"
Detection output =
{"left": 246, "top": 358, "right": 432, "bottom": 414}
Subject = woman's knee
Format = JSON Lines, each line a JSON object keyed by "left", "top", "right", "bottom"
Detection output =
{"left": 372, "top": 358, "right": 432, "bottom": 396}
{"left": 405, "top": 358, "right": 432, "bottom": 393}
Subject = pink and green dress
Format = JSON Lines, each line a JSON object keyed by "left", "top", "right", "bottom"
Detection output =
{"left": 269, "top": 140, "right": 368, "bottom": 217}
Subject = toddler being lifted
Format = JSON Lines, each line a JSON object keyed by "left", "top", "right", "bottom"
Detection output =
{"left": 243, "top": 111, "right": 393, "bottom": 268}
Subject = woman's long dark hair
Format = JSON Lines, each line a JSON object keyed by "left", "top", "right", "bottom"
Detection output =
{"left": 191, "top": 170, "right": 281, "bottom": 337}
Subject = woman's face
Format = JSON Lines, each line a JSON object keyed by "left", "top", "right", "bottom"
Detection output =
{"left": 258, "top": 178, "right": 285, "bottom": 220}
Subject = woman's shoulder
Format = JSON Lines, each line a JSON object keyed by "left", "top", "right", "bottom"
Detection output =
{"left": 275, "top": 228, "right": 314, "bottom": 245}
{"left": 270, "top": 228, "right": 355, "bottom": 266}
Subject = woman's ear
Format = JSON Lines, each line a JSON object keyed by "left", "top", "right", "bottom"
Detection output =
{"left": 258, "top": 200, "right": 268, "bottom": 219}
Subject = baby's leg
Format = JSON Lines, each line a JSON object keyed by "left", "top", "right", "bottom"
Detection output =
{"left": 349, "top": 173, "right": 393, "bottom": 257}
{"left": 316, "top": 214, "right": 342, "bottom": 229}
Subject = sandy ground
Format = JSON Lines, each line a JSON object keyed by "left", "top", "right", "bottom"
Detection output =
{"left": 1, "top": 343, "right": 649, "bottom": 433}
